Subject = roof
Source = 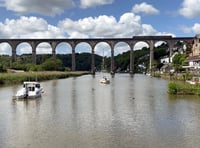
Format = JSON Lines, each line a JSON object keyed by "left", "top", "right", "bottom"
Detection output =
{"left": 23, "top": 81, "right": 40, "bottom": 85}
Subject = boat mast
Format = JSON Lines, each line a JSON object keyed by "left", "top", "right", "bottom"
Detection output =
{"left": 102, "top": 49, "right": 105, "bottom": 70}
{"left": 101, "top": 49, "right": 106, "bottom": 71}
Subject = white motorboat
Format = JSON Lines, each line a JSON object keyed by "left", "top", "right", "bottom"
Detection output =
{"left": 14, "top": 81, "right": 43, "bottom": 99}
{"left": 99, "top": 76, "right": 110, "bottom": 84}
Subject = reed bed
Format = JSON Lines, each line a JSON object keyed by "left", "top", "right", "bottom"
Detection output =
{"left": 0, "top": 71, "right": 90, "bottom": 85}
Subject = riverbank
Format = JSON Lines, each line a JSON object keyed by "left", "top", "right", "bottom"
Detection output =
{"left": 0, "top": 71, "right": 91, "bottom": 85}
{"left": 154, "top": 72, "right": 196, "bottom": 81}
{"left": 168, "top": 81, "right": 200, "bottom": 95}
{"left": 153, "top": 72, "right": 200, "bottom": 95}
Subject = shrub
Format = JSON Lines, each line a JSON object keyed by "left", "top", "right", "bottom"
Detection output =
{"left": 168, "top": 82, "right": 180, "bottom": 94}
{"left": 41, "top": 57, "right": 64, "bottom": 71}
{"left": 168, "top": 81, "right": 200, "bottom": 95}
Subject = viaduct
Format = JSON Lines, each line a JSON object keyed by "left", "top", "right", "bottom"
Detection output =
{"left": 0, "top": 36, "right": 194, "bottom": 74}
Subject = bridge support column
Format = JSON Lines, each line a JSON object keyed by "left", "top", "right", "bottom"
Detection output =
{"left": 91, "top": 49, "right": 95, "bottom": 75}
{"left": 30, "top": 42, "right": 37, "bottom": 64}
{"left": 72, "top": 48, "right": 76, "bottom": 71}
{"left": 69, "top": 42, "right": 76, "bottom": 71}
{"left": 32, "top": 48, "right": 36, "bottom": 64}
{"left": 129, "top": 42, "right": 136, "bottom": 74}
{"left": 110, "top": 41, "right": 115, "bottom": 75}
{"left": 11, "top": 45, "right": 17, "bottom": 62}
{"left": 50, "top": 41, "right": 57, "bottom": 58}
{"left": 168, "top": 40, "right": 174, "bottom": 63}
{"left": 9, "top": 41, "right": 18, "bottom": 62}
{"left": 149, "top": 40, "right": 154, "bottom": 73}
{"left": 111, "top": 48, "right": 115, "bottom": 74}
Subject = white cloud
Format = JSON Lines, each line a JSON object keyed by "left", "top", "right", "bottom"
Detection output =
{"left": 58, "top": 13, "right": 160, "bottom": 38}
{"left": 132, "top": 2, "right": 159, "bottom": 15}
{"left": 58, "top": 12, "right": 172, "bottom": 55}
{"left": 179, "top": 0, "right": 200, "bottom": 18}
{"left": 181, "top": 23, "right": 200, "bottom": 34}
{"left": 80, "top": 0, "right": 114, "bottom": 8}
{"left": 1, "top": 0, "right": 115, "bottom": 15}
{"left": 3, "top": 0, "right": 75, "bottom": 16}
{"left": 0, "top": 16, "right": 65, "bottom": 54}
{"left": 0, "top": 16, "right": 65, "bottom": 38}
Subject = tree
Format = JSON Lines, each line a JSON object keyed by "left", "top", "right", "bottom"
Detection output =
{"left": 172, "top": 53, "right": 186, "bottom": 72}
{"left": 41, "top": 57, "right": 64, "bottom": 71}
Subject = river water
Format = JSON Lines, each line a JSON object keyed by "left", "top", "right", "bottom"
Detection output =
{"left": 0, "top": 73, "right": 200, "bottom": 148}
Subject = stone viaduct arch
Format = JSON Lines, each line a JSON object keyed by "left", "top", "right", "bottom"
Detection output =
{"left": 0, "top": 36, "right": 194, "bottom": 74}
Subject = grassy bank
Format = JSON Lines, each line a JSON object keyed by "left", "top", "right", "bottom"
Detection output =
{"left": 0, "top": 71, "right": 91, "bottom": 85}
{"left": 168, "top": 81, "right": 200, "bottom": 95}
{"left": 157, "top": 72, "right": 200, "bottom": 81}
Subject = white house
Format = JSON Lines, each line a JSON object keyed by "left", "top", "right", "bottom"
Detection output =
{"left": 160, "top": 52, "right": 179, "bottom": 64}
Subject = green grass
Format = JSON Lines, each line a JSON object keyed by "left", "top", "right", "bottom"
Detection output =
{"left": 0, "top": 71, "right": 90, "bottom": 85}
{"left": 168, "top": 81, "right": 200, "bottom": 95}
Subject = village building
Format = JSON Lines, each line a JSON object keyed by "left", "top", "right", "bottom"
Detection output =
{"left": 160, "top": 43, "right": 185, "bottom": 73}
{"left": 187, "top": 34, "right": 200, "bottom": 69}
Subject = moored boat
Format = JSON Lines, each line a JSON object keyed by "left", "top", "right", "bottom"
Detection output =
{"left": 14, "top": 81, "right": 43, "bottom": 99}
{"left": 186, "top": 76, "right": 200, "bottom": 85}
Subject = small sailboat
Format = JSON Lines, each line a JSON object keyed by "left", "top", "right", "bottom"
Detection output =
{"left": 99, "top": 49, "right": 110, "bottom": 84}
{"left": 14, "top": 81, "right": 43, "bottom": 99}
{"left": 99, "top": 76, "right": 110, "bottom": 84}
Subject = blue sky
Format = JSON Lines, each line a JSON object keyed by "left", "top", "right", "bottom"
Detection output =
{"left": 0, "top": 0, "right": 200, "bottom": 55}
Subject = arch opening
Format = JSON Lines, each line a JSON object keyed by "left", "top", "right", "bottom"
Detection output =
{"left": 114, "top": 42, "right": 131, "bottom": 72}
{"left": 75, "top": 42, "right": 92, "bottom": 71}
{"left": 95, "top": 42, "right": 111, "bottom": 72}
{"left": 16, "top": 42, "right": 32, "bottom": 64}
{"left": 36, "top": 42, "right": 52, "bottom": 64}
{"left": 0, "top": 42, "right": 12, "bottom": 71}
{"left": 0, "top": 42, "right": 12, "bottom": 56}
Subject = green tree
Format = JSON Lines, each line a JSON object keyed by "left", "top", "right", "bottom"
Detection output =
{"left": 172, "top": 53, "right": 186, "bottom": 72}
{"left": 41, "top": 57, "right": 64, "bottom": 71}
{"left": 0, "top": 55, "right": 12, "bottom": 71}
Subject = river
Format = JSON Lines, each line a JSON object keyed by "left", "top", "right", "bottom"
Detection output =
{"left": 0, "top": 73, "right": 200, "bottom": 148}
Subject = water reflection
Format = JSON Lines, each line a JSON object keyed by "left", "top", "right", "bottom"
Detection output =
{"left": 1, "top": 74, "right": 200, "bottom": 148}
{"left": 12, "top": 98, "right": 41, "bottom": 112}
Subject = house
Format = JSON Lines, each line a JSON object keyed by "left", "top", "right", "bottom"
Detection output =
{"left": 159, "top": 39, "right": 189, "bottom": 73}
{"left": 160, "top": 52, "right": 179, "bottom": 64}
{"left": 186, "top": 34, "right": 200, "bottom": 69}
